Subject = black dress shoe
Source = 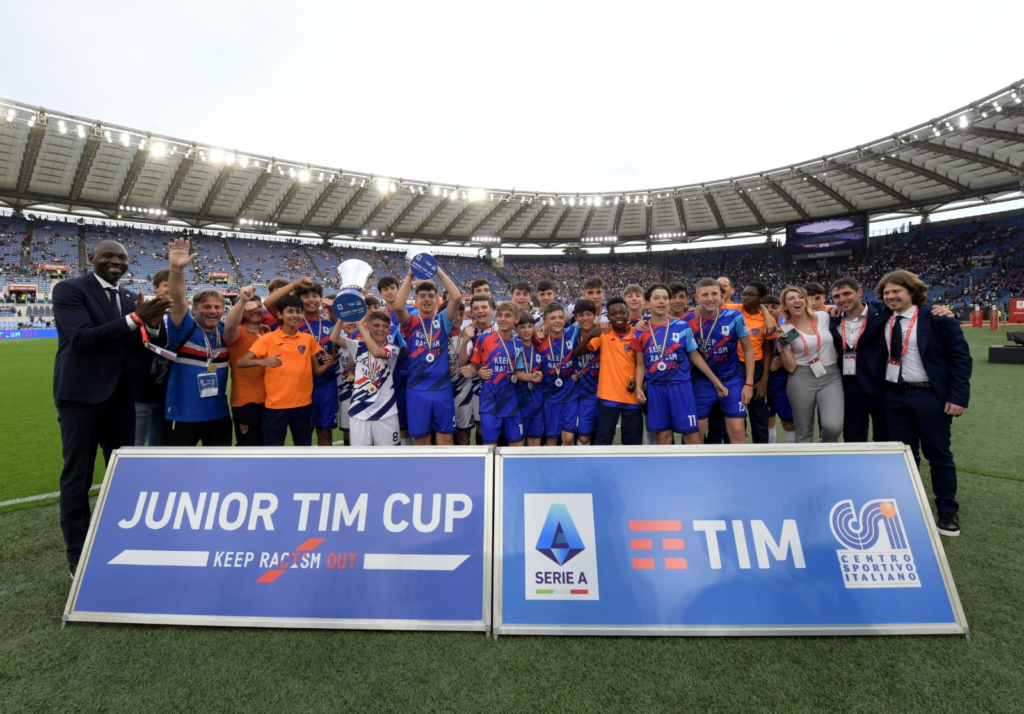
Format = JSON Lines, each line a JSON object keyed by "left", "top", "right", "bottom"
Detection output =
{"left": 937, "top": 512, "right": 960, "bottom": 537}
{"left": 69, "top": 562, "right": 78, "bottom": 579}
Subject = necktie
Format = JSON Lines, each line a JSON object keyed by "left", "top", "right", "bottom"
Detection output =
{"left": 106, "top": 288, "right": 120, "bottom": 317}
{"left": 890, "top": 315, "right": 903, "bottom": 381}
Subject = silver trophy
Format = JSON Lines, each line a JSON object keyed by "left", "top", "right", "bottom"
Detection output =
{"left": 333, "top": 259, "right": 374, "bottom": 321}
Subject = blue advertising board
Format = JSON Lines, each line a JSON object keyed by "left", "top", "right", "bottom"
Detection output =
{"left": 495, "top": 444, "right": 967, "bottom": 637}
{"left": 65, "top": 447, "right": 492, "bottom": 632}
{"left": 0, "top": 329, "right": 57, "bottom": 339}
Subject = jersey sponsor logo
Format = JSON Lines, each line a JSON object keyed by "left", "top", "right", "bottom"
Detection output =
{"left": 830, "top": 499, "right": 919, "bottom": 589}
{"left": 525, "top": 494, "right": 599, "bottom": 600}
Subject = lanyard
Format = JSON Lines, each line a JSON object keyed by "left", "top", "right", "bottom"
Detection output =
{"left": 840, "top": 313, "right": 868, "bottom": 351}
{"left": 795, "top": 320, "right": 820, "bottom": 359}
{"left": 303, "top": 316, "right": 322, "bottom": 339}
{"left": 698, "top": 310, "right": 720, "bottom": 355}
{"left": 420, "top": 314, "right": 439, "bottom": 355}
{"left": 650, "top": 320, "right": 671, "bottom": 362}
{"left": 526, "top": 346, "right": 537, "bottom": 372}
{"left": 548, "top": 333, "right": 567, "bottom": 375}
{"left": 200, "top": 326, "right": 220, "bottom": 363}
{"left": 497, "top": 335, "right": 516, "bottom": 375}
{"left": 888, "top": 310, "right": 919, "bottom": 359}
{"left": 129, "top": 312, "right": 149, "bottom": 345}
{"left": 366, "top": 344, "right": 385, "bottom": 383}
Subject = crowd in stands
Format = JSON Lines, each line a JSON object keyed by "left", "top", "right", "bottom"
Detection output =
{"left": 2, "top": 209, "right": 1023, "bottom": 315}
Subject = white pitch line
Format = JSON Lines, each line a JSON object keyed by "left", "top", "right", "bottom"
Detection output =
{"left": 0, "top": 484, "right": 101, "bottom": 508}
{"left": 363, "top": 554, "right": 470, "bottom": 571}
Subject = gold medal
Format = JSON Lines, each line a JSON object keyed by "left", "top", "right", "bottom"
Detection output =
{"left": 347, "top": 373, "right": 355, "bottom": 383}
{"left": 207, "top": 362, "right": 217, "bottom": 373}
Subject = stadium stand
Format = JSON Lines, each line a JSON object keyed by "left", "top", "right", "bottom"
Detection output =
{"left": 2, "top": 208, "right": 1022, "bottom": 314}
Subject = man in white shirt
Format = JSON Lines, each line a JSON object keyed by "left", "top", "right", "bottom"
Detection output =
{"left": 878, "top": 270, "right": 972, "bottom": 537}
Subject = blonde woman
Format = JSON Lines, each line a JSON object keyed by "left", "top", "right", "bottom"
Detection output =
{"left": 777, "top": 286, "right": 843, "bottom": 442}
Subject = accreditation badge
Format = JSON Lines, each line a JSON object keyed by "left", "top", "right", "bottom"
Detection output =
{"left": 197, "top": 372, "right": 218, "bottom": 398}
{"left": 808, "top": 358, "right": 826, "bottom": 378}
{"left": 842, "top": 351, "right": 857, "bottom": 376}
{"left": 886, "top": 359, "right": 902, "bottom": 383}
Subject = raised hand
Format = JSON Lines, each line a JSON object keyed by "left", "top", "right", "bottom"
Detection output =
{"left": 168, "top": 237, "right": 197, "bottom": 270}
{"left": 239, "top": 285, "right": 256, "bottom": 302}
{"left": 295, "top": 277, "right": 315, "bottom": 289}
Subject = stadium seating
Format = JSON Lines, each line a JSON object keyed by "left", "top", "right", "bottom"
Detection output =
{"left": 2, "top": 208, "right": 1022, "bottom": 314}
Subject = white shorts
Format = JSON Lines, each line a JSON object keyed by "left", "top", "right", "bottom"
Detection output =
{"left": 350, "top": 414, "right": 401, "bottom": 447}
{"left": 338, "top": 397, "right": 350, "bottom": 431}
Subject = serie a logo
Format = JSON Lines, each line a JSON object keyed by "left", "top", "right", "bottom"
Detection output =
{"left": 830, "top": 499, "right": 920, "bottom": 589}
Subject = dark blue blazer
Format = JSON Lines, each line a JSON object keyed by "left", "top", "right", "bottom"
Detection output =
{"left": 52, "top": 273, "right": 143, "bottom": 404}
{"left": 828, "top": 302, "right": 888, "bottom": 398}
{"left": 878, "top": 305, "right": 973, "bottom": 408}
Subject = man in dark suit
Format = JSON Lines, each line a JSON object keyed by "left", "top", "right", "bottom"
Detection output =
{"left": 52, "top": 240, "right": 169, "bottom": 577}
{"left": 877, "top": 270, "right": 972, "bottom": 537}
{"left": 828, "top": 278, "right": 889, "bottom": 443}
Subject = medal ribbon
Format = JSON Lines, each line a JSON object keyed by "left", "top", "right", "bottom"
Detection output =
{"left": 419, "top": 313, "right": 439, "bottom": 358}
{"left": 200, "top": 326, "right": 220, "bottom": 366}
{"left": 698, "top": 310, "right": 721, "bottom": 356}
{"left": 497, "top": 335, "right": 517, "bottom": 377}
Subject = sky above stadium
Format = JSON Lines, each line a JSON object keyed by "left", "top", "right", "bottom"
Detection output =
{"left": 4, "top": 0, "right": 1022, "bottom": 196}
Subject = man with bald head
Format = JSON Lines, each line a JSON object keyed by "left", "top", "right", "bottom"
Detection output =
{"left": 53, "top": 239, "right": 170, "bottom": 578}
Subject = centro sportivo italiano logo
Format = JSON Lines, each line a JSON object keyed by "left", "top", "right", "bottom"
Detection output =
{"left": 524, "top": 494, "right": 599, "bottom": 600}
{"left": 830, "top": 499, "right": 920, "bottom": 589}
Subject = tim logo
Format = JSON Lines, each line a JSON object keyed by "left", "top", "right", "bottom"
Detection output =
{"left": 524, "top": 494, "right": 600, "bottom": 600}
{"left": 830, "top": 499, "right": 920, "bottom": 589}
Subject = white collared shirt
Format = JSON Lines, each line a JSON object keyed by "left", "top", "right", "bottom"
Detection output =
{"left": 841, "top": 305, "right": 867, "bottom": 351}
{"left": 94, "top": 273, "right": 136, "bottom": 330}
{"left": 886, "top": 305, "right": 928, "bottom": 383}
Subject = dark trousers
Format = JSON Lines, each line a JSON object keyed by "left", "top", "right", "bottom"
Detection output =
{"left": 596, "top": 403, "right": 643, "bottom": 445}
{"left": 746, "top": 361, "right": 769, "bottom": 444}
{"left": 705, "top": 405, "right": 727, "bottom": 444}
{"left": 233, "top": 402, "right": 266, "bottom": 446}
{"left": 162, "top": 416, "right": 233, "bottom": 447}
{"left": 843, "top": 379, "right": 889, "bottom": 443}
{"left": 886, "top": 387, "right": 958, "bottom": 514}
{"left": 57, "top": 378, "right": 135, "bottom": 564}
{"left": 263, "top": 404, "right": 313, "bottom": 447}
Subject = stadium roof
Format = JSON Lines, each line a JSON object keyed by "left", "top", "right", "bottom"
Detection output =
{"left": 1, "top": 80, "right": 1022, "bottom": 248}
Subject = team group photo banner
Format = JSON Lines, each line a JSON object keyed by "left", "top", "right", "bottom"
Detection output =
{"left": 494, "top": 444, "right": 968, "bottom": 638}
{"left": 65, "top": 447, "right": 493, "bottom": 632}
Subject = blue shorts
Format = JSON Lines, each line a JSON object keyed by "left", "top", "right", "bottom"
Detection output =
{"left": 578, "top": 394, "right": 599, "bottom": 434}
{"left": 396, "top": 384, "right": 408, "bottom": 431}
{"left": 694, "top": 375, "right": 747, "bottom": 420}
{"left": 524, "top": 415, "right": 544, "bottom": 439}
{"left": 481, "top": 413, "right": 525, "bottom": 444}
{"left": 543, "top": 400, "right": 579, "bottom": 438}
{"left": 406, "top": 389, "right": 456, "bottom": 438}
{"left": 312, "top": 384, "right": 339, "bottom": 429}
{"left": 646, "top": 381, "right": 698, "bottom": 434}
{"left": 768, "top": 375, "right": 794, "bottom": 422}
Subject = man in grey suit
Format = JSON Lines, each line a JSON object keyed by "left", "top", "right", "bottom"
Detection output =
{"left": 52, "top": 240, "right": 169, "bottom": 577}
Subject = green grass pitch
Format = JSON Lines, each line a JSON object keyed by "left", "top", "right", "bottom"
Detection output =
{"left": 1, "top": 331, "right": 1022, "bottom": 711}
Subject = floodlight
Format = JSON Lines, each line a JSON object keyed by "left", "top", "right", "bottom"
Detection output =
{"left": 58, "top": 120, "right": 67, "bottom": 134}
{"left": 120, "top": 133, "right": 130, "bottom": 146}
{"left": 959, "top": 115, "right": 968, "bottom": 129}
{"left": 210, "top": 150, "right": 223, "bottom": 164}
{"left": 299, "top": 169, "right": 310, "bottom": 182}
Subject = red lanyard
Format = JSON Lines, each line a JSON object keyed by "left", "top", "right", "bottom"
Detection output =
{"left": 129, "top": 312, "right": 149, "bottom": 344}
{"left": 796, "top": 320, "right": 820, "bottom": 359}
{"left": 840, "top": 313, "right": 867, "bottom": 351}
{"left": 888, "top": 310, "right": 919, "bottom": 359}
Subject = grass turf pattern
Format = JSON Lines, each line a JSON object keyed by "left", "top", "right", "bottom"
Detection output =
{"left": 1, "top": 331, "right": 1022, "bottom": 710}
